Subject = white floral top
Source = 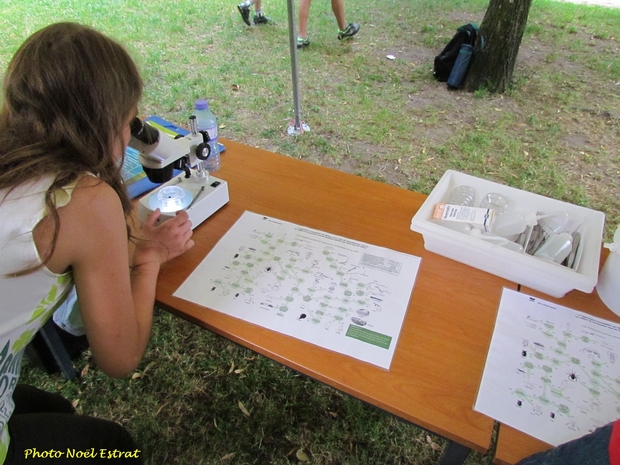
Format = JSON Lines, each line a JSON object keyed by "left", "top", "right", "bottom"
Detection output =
{"left": 0, "top": 175, "right": 80, "bottom": 463}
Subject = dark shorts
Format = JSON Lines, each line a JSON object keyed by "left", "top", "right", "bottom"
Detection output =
{"left": 6, "top": 385, "right": 143, "bottom": 464}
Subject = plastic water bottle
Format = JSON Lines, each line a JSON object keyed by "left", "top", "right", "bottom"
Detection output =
{"left": 194, "top": 99, "right": 220, "bottom": 173}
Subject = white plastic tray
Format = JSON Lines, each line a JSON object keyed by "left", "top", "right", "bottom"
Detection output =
{"left": 410, "top": 170, "right": 605, "bottom": 297}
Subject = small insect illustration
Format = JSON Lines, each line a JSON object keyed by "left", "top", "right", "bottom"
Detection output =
{"left": 567, "top": 371, "right": 578, "bottom": 381}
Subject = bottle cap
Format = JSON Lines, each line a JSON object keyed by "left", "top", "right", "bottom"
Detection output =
{"left": 194, "top": 99, "right": 208, "bottom": 110}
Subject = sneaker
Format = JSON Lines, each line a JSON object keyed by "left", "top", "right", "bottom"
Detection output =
{"left": 237, "top": 2, "right": 251, "bottom": 26}
{"left": 253, "top": 13, "right": 270, "bottom": 25}
{"left": 337, "top": 23, "right": 360, "bottom": 40}
{"left": 296, "top": 37, "right": 310, "bottom": 49}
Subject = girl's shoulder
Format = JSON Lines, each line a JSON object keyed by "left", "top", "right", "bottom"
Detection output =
{"left": 60, "top": 174, "right": 123, "bottom": 223}
{"left": 43, "top": 174, "right": 126, "bottom": 274}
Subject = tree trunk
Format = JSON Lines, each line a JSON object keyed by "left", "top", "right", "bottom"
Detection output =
{"left": 463, "top": 0, "right": 533, "bottom": 93}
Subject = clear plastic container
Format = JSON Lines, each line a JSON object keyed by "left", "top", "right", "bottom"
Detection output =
{"left": 597, "top": 225, "right": 620, "bottom": 316}
{"left": 447, "top": 185, "right": 475, "bottom": 206}
{"left": 491, "top": 210, "right": 538, "bottom": 238}
{"left": 194, "top": 99, "right": 220, "bottom": 173}
{"left": 480, "top": 193, "right": 509, "bottom": 214}
{"left": 469, "top": 229, "right": 524, "bottom": 252}
{"left": 533, "top": 232, "right": 573, "bottom": 264}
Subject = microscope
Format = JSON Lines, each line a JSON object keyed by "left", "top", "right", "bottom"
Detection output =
{"left": 128, "top": 117, "right": 229, "bottom": 229}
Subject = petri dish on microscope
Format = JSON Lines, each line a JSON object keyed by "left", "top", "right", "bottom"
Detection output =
{"left": 149, "top": 185, "right": 193, "bottom": 213}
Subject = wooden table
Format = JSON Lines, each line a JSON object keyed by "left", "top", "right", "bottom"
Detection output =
{"left": 493, "top": 275, "right": 620, "bottom": 465}
{"left": 154, "top": 139, "right": 518, "bottom": 464}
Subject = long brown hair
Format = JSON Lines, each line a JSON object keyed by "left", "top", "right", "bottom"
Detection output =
{"left": 0, "top": 22, "right": 143, "bottom": 272}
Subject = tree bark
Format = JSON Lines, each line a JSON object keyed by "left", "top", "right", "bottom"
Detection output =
{"left": 463, "top": 0, "right": 533, "bottom": 93}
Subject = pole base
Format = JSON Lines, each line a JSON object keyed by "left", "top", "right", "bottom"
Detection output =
{"left": 287, "top": 121, "right": 311, "bottom": 136}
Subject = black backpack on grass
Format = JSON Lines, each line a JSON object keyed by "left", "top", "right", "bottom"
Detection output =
{"left": 433, "top": 23, "right": 479, "bottom": 82}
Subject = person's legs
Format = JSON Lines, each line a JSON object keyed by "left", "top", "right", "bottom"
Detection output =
{"left": 253, "top": 0, "right": 270, "bottom": 25}
{"left": 238, "top": 0, "right": 269, "bottom": 25}
{"left": 329, "top": 0, "right": 359, "bottom": 40}
{"left": 11, "top": 384, "right": 75, "bottom": 415}
{"left": 298, "top": 0, "right": 311, "bottom": 39}
{"left": 6, "top": 385, "right": 143, "bottom": 464}
{"left": 516, "top": 423, "right": 613, "bottom": 465}
{"left": 330, "top": 0, "right": 346, "bottom": 30}
{"left": 7, "top": 413, "right": 143, "bottom": 464}
{"left": 237, "top": 0, "right": 254, "bottom": 25}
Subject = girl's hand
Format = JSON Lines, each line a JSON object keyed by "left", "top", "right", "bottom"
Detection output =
{"left": 134, "top": 209, "right": 195, "bottom": 269}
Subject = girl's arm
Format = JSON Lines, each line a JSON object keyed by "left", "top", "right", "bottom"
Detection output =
{"left": 49, "top": 176, "right": 194, "bottom": 377}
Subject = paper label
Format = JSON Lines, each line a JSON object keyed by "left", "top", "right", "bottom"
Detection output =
{"left": 433, "top": 203, "right": 494, "bottom": 232}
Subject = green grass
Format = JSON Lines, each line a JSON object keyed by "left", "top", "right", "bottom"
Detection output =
{"left": 4, "top": 0, "right": 620, "bottom": 463}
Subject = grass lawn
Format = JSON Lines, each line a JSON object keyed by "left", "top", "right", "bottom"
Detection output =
{"left": 3, "top": 0, "right": 620, "bottom": 463}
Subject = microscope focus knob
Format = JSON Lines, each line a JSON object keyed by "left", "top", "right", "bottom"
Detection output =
{"left": 195, "top": 142, "right": 211, "bottom": 161}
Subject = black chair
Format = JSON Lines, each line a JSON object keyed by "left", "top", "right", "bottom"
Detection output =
{"left": 25, "top": 318, "right": 81, "bottom": 380}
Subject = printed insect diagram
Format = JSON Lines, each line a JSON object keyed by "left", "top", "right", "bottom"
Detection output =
{"left": 475, "top": 288, "right": 620, "bottom": 446}
{"left": 174, "top": 211, "right": 422, "bottom": 369}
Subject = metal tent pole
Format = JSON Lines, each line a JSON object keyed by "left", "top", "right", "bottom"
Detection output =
{"left": 286, "top": 0, "right": 310, "bottom": 135}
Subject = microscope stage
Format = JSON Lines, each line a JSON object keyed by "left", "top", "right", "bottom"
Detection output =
{"left": 138, "top": 174, "right": 229, "bottom": 229}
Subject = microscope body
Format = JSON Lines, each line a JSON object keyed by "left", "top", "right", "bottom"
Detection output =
{"left": 128, "top": 118, "right": 229, "bottom": 229}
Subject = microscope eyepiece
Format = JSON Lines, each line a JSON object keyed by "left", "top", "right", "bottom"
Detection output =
{"left": 130, "top": 117, "right": 159, "bottom": 145}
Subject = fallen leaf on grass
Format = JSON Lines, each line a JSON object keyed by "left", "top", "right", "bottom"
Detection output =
{"left": 296, "top": 449, "right": 310, "bottom": 462}
{"left": 142, "top": 361, "right": 156, "bottom": 373}
{"left": 426, "top": 435, "right": 442, "bottom": 451}
{"left": 238, "top": 401, "right": 250, "bottom": 417}
{"left": 221, "top": 452, "right": 236, "bottom": 461}
{"left": 430, "top": 442, "right": 442, "bottom": 451}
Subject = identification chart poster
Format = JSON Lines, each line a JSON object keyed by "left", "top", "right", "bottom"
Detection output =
{"left": 174, "top": 211, "right": 421, "bottom": 369}
{"left": 475, "top": 288, "right": 620, "bottom": 446}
